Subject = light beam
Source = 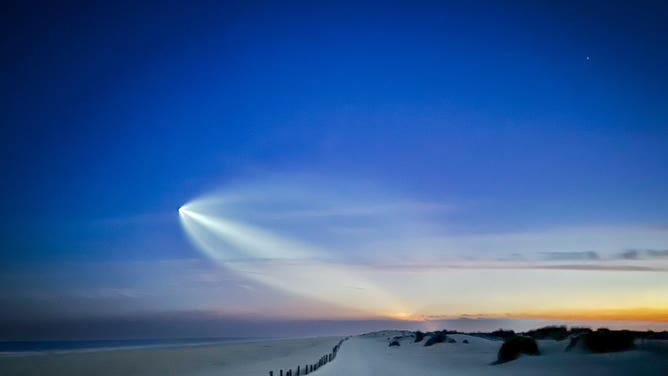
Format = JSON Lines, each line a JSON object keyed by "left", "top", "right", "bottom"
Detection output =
{"left": 177, "top": 199, "right": 409, "bottom": 318}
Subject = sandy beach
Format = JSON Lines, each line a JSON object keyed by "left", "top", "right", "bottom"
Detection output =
{"left": 2, "top": 331, "right": 667, "bottom": 376}
{"left": 0, "top": 337, "right": 342, "bottom": 376}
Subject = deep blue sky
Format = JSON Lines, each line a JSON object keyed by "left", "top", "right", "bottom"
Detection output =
{"left": 1, "top": 1, "right": 668, "bottom": 337}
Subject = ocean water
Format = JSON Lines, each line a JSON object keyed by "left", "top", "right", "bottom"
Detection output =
{"left": 0, "top": 337, "right": 269, "bottom": 356}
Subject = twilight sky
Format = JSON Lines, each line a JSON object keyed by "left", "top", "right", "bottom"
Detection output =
{"left": 1, "top": 0, "right": 667, "bottom": 339}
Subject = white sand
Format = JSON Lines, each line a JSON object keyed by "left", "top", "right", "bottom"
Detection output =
{"left": 2, "top": 332, "right": 666, "bottom": 375}
{"left": 0, "top": 337, "right": 342, "bottom": 376}
{"left": 317, "top": 331, "right": 668, "bottom": 376}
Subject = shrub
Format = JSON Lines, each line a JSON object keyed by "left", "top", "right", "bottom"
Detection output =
{"left": 424, "top": 332, "right": 446, "bottom": 347}
{"left": 389, "top": 339, "right": 400, "bottom": 347}
{"left": 570, "top": 327, "right": 592, "bottom": 336}
{"left": 639, "top": 331, "right": 668, "bottom": 340}
{"left": 495, "top": 336, "right": 539, "bottom": 364}
{"left": 490, "top": 329, "right": 516, "bottom": 340}
{"left": 424, "top": 331, "right": 449, "bottom": 346}
{"left": 583, "top": 329, "right": 635, "bottom": 353}
{"left": 462, "top": 339, "right": 469, "bottom": 344}
{"left": 523, "top": 326, "right": 569, "bottom": 341}
{"left": 414, "top": 331, "right": 425, "bottom": 343}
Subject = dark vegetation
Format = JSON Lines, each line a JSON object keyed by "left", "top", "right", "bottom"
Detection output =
{"left": 523, "top": 326, "right": 569, "bottom": 341}
{"left": 566, "top": 329, "right": 636, "bottom": 353}
{"left": 631, "top": 330, "right": 668, "bottom": 340}
{"left": 569, "top": 327, "right": 593, "bottom": 336}
{"left": 494, "top": 336, "right": 540, "bottom": 364}
{"left": 376, "top": 326, "right": 667, "bottom": 361}
{"left": 585, "top": 329, "right": 635, "bottom": 353}
{"left": 415, "top": 330, "right": 458, "bottom": 346}
{"left": 414, "top": 331, "right": 425, "bottom": 343}
{"left": 424, "top": 332, "right": 446, "bottom": 346}
{"left": 490, "top": 329, "right": 516, "bottom": 340}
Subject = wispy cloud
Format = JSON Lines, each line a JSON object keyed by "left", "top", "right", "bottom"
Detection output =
{"left": 332, "top": 260, "right": 667, "bottom": 272}
{"left": 532, "top": 264, "right": 660, "bottom": 272}
{"left": 74, "top": 288, "right": 147, "bottom": 299}
{"left": 538, "top": 251, "right": 600, "bottom": 261}
{"left": 619, "top": 249, "right": 668, "bottom": 260}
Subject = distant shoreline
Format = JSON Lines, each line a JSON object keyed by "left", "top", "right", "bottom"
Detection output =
{"left": 0, "top": 336, "right": 283, "bottom": 357}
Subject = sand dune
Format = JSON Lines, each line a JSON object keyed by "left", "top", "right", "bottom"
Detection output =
{"left": 317, "top": 331, "right": 668, "bottom": 376}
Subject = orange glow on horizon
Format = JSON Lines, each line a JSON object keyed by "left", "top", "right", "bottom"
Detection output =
{"left": 373, "top": 306, "right": 668, "bottom": 324}
{"left": 504, "top": 307, "right": 668, "bottom": 323}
